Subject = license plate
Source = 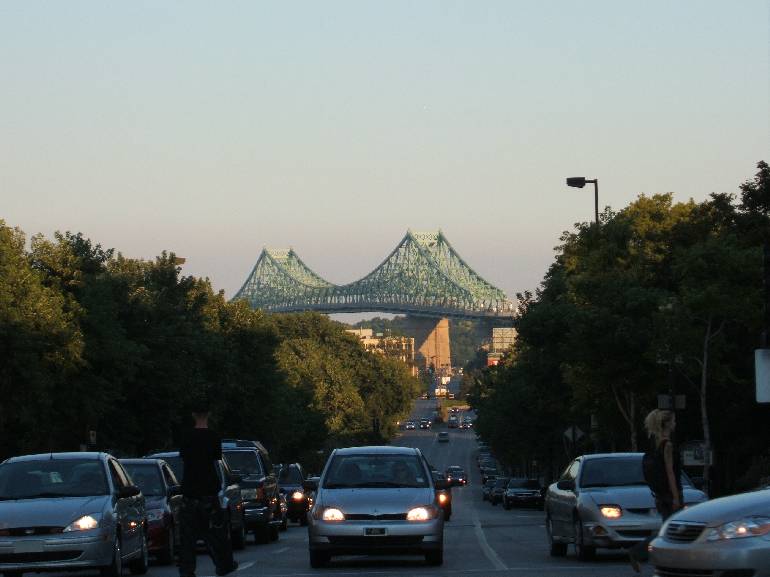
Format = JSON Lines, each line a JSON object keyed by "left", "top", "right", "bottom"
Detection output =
{"left": 15, "top": 540, "right": 44, "bottom": 553}
{"left": 364, "top": 527, "right": 387, "bottom": 536}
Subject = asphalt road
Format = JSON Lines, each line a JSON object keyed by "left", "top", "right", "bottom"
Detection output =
{"left": 59, "top": 400, "right": 654, "bottom": 577}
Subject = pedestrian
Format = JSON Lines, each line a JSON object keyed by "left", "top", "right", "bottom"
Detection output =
{"left": 178, "top": 401, "right": 238, "bottom": 577}
{"left": 628, "top": 409, "right": 683, "bottom": 573}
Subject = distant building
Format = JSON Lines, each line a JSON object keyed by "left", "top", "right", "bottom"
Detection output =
{"left": 487, "top": 327, "right": 516, "bottom": 366}
{"left": 346, "top": 329, "right": 417, "bottom": 376}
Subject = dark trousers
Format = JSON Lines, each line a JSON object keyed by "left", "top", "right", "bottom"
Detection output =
{"left": 629, "top": 497, "right": 677, "bottom": 563}
{"left": 178, "top": 496, "right": 234, "bottom": 577}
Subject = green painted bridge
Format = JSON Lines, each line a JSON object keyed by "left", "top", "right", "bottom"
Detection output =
{"left": 232, "top": 230, "right": 514, "bottom": 319}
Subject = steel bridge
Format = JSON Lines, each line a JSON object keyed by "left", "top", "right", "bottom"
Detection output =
{"left": 232, "top": 230, "right": 515, "bottom": 319}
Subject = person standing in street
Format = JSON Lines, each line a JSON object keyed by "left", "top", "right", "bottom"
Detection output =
{"left": 629, "top": 409, "right": 683, "bottom": 573}
{"left": 178, "top": 402, "right": 238, "bottom": 577}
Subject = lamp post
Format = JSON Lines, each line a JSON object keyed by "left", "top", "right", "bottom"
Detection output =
{"left": 566, "top": 177, "right": 599, "bottom": 225}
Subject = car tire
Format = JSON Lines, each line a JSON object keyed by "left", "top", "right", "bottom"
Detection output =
{"left": 503, "top": 499, "right": 511, "bottom": 510}
{"left": 309, "top": 550, "right": 330, "bottom": 568}
{"left": 425, "top": 548, "right": 443, "bottom": 566}
{"left": 269, "top": 524, "right": 280, "bottom": 541}
{"left": 100, "top": 536, "right": 122, "bottom": 577}
{"left": 573, "top": 517, "right": 596, "bottom": 561}
{"left": 254, "top": 527, "right": 270, "bottom": 545}
{"left": 128, "top": 531, "right": 149, "bottom": 575}
{"left": 280, "top": 516, "right": 288, "bottom": 531}
{"left": 231, "top": 518, "right": 246, "bottom": 551}
{"left": 157, "top": 527, "right": 175, "bottom": 565}
{"left": 546, "top": 515, "right": 567, "bottom": 557}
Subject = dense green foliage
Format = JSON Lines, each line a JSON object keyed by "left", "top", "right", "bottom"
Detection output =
{"left": 469, "top": 162, "right": 770, "bottom": 493}
{"left": 0, "top": 229, "right": 419, "bottom": 464}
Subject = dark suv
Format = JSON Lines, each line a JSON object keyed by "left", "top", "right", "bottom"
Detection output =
{"left": 276, "top": 463, "right": 310, "bottom": 525}
{"left": 221, "top": 440, "right": 282, "bottom": 544}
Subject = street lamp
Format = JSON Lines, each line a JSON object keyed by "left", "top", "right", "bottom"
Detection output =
{"left": 566, "top": 177, "right": 599, "bottom": 225}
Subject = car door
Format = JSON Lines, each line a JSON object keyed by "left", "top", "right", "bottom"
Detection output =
{"left": 160, "top": 462, "right": 182, "bottom": 534}
{"left": 549, "top": 459, "right": 580, "bottom": 537}
{"left": 259, "top": 451, "right": 279, "bottom": 519}
{"left": 108, "top": 459, "right": 143, "bottom": 556}
{"left": 218, "top": 460, "right": 242, "bottom": 528}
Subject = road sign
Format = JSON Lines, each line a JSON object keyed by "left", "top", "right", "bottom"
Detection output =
{"left": 88, "top": 430, "right": 97, "bottom": 445}
{"left": 563, "top": 426, "right": 584, "bottom": 443}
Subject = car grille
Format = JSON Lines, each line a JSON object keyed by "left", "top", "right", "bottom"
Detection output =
{"left": 345, "top": 513, "right": 407, "bottom": 521}
{"left": 327, "top": 536, "right": 423, "bottom": 546}
{"left": 0, "top": 527, "right": 64, "bottom": 537}
{"left": 616, "top": 529, "right": 652, "bottom": 538}
{"left": 654, "top": 567, "right": 715, "bottom": 577}
{"left": 627, "top": 507, "right": 656, "bottom": 515}
{"left": 664, "top": 521, "right": 706, "bottom": 543}
{"left": 0, "top": 551, "right": 82, "bottom": 564}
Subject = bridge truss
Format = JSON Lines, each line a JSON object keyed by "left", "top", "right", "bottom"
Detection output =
{"left": 233, "top": 230, "right": 514, "bottom": 319}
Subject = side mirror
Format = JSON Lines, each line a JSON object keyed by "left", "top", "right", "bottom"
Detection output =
{"left": 168, "top": 484, "right": 182, "bottom": 497}
{"left": 119, "top": 485, "right": 141, "bottom": 498}
{"left": 556, "top": 479, "right": 575, "bottom": 492}
{"left": 303, "top": 479, "right": 318, "bottom": 492}
{"left": 434, "top": 479, "right": 450, "bottom": 491}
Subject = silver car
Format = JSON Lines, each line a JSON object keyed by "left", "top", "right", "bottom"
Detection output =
{"left": 306, "top": 446, "right": 446, "bottom": 567}
{"left": 0, "top": 452, "right": 148, "bottom": 577}
{"left": 545, "top": 453, "right": 707, "bottom": 560}
{"left": 649, "top": 488, "right": 770, "bottom": 577}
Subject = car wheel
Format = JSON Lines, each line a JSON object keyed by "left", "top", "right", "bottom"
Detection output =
{"left": 100, "top": 536, "right": 122, "bottom": 577}
{"left": 425, "top": 548, "right": 443, "bottom": 566}
{"left": 157, "top": 527, "right": 175, "bottom": 565}
{"left": 254, "top": 527, "right": 270, "bottom": 545}
{"left": 231, "top": 515, "right": 246, "bottom": 551}
{"left": 128, "top": 531, "right": 149, "bottom": 575}
{"left": 269, "top": 524, "right": 280, "bottom": 541}
{"left": 503, "top": 499, "right": 511, "bottom": 510}
{"left": 281, "top": 515, "right": 288, "bottom": 531}
{"left": 546, "top": 515, "right": 567, "bottom": 557}
{"left": 573, "top": 516, "right": 596, "bottom": 561}
{"left": 309, "top": 549, "right": 330, "bottom": 568}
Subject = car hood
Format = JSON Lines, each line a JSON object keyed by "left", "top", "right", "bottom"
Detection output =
{"left": 318, "top": 488, "right": 435, "bottom": 513}
{"left": 667, "top": 489, "right": 770, "bottom": 527}
{"left": 0, "top": 496, "right": 110, "bottom": 529}
{"left": 583, "top": 486, "right": 707, "bottom": 508}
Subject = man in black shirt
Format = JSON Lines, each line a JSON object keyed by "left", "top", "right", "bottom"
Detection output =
{"left": 178, "top": 405, "right": 237, "bottom": 577}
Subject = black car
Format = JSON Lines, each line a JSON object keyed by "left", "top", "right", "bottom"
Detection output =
{"left": 445, "top": 466, "right": 467, "bottom": 486}
{"left": 221, "top": 440, "right": 282, "bottom": 544}
{"left": 503, "top": 478, "right": 544, "bottom": 509}
{"left": 490, "top": 477, "right": 510, "bottom": 505}
{"left": 145, "top": 451, "right": 248, "bottom": 550}
{"left": 419, "top": 419, "right": 432, "bottom": 429}
{"left": 120, "top": 458, "right": 182, "bottom": 564}
{"left": 276, "top": 463, "right": 310, "bottom": 525}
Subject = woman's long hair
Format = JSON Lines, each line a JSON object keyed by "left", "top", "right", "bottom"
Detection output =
{"left": 644, "top": 409, "right": 675, "bottom": 444}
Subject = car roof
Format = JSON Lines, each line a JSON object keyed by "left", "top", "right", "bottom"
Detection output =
{"left": 333, "top": 446, "right": 419, "bottom": 456}
{"left": 581, "top": 453, "right": 643, "bottom": 461}
{"left": 146, "top": 451, "right": 180, "bottom": 458}
{"left": 4, "top": 452, "right": 109, "bottom": 463}
{"left": 120, "top": 458, "right": 163, "bottom": 466}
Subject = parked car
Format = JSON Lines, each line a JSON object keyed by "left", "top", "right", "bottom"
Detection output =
{"left": 119, "top": 458, "right": 182, "bottom": 564}
{"left": 220, "top": 441, "right": 282, "bottom": 544}
{"left": 445, "top": 466, "right": 467, "bottom": 486}
{"left": 482, "top": 477, "right": 497, "bottom": 501}
{"left": 649, "top": 488, "right": 770, "bottom": 577}
{"left": 503, "top": 478, "right": 543, "bottom": 510}
{"left": 145, "top": 450, "right": 248, "bottom": 549}
{"left": 437, "top": 432, "right": 450, "bottom": 443}
{"left": 490, "top": 477, "right": 510, "bottom": 506}
{"left": 306, "top": 446, "right": 447, "bottom": 567}
{"left": 481, "top": 467, "right": 499, "bottom": 485}
{"left": 277, "top": 463, "right": 311, "bottom": 526}
{"left": 545, "top": 453, "right": 708, "bottom": 560}
{"left": 0, "top": 452, "right": 148, "bottom": 577}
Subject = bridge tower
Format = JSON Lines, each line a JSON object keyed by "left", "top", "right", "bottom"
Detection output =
{"left": 402, "top": 317, "right": 452, "bottom": 372}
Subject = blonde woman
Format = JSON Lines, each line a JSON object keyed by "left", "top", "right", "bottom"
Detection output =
{"left": 629, "top": 409, "right": 683, "bottom": 573}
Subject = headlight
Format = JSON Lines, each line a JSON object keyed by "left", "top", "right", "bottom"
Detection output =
{"left": 406, "top": 506, "right": 437, "bottom": 521}
{"left": 599, "top": 506, "right": 622, "bottom": 519}
{"left": 292, "top": 491, "right": 304, "bottom": 501}
{"left": 241, "top": 488, "right": 257, "bottom": 500}
{"left": 64, "top": 514, "right": 101, "bottom": 532}
{"left": 321, "top": 508, "right": 345, "bottom": 522}
{"left": 707, "top": 516, "right": 770, "bottom": 541}
{"left": 146, "top": 509, "right": 165, "bottom": 522}
{"left": 438, "top": 493, "right": 449, "bottom": 505}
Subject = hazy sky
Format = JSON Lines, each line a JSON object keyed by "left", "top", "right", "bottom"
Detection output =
{"left": 2, "top": 1, "right": 767, "bottom": 304}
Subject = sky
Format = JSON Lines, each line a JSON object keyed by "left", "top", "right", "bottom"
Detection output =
{"left": 1, "top": 1, "right": 768, "bottom": 305}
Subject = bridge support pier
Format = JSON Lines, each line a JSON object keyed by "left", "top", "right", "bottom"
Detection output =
{"left": 403, "top": 317, "right": 452, "bottom": 372}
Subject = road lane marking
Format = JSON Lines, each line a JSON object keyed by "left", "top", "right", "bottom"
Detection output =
{"left": 236, "top": 561, "right": 255, "bottom": 572}
{"left": 272, "top": 546, "right": 289, "bottom": 554}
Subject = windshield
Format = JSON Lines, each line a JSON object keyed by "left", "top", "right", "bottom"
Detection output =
{"left": 0, "top": 459, "right": 109, "bottom": 499}
{"left": 223, "top": 451, "right": 263, "bottom": 476}
{"left": 580, "top": 458, "right": 647, "bottom": 487}
{"left": 323, "top": 454, "right": 429, "bottom": 489}
{"left": 160, "top": 456, "right": 183, "bottom": 481}
{"left": 278, "top": 466, "right": 303, "bottom": 484}
{"left": 123, "top": 463, "right": 165, "bottom": 496}
{"left": 508, "top": 478, "right": 540, "bottom": 489}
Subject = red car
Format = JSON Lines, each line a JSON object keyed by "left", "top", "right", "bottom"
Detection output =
{"left": 120, "top": 458, "right": 182, "bottom": 564}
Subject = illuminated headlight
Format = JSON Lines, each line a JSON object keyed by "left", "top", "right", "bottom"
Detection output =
{"left": 437, "top": 493, "right": 449, "bottom": 505}
{"left": 241, "top": 488, "right": 257, "bottom": 500}
{"left": 406, "top": 506, "right": 436, "bottom": 522}
{"left": 599, "top": 506, "right": 622, "bottom": 519}
{"left": 64, "top": 514, "right": 101, "bottom": 532}
{"left": 291, "top": 491, "right": 304, "bottom": 501}
{"left": 707, "top": 516, "right": 770, "bottom": 541}
{"left": 321, "top": 508, "right": 345, "bottom": 522}
{"left": 146, "top": 509, "right": 164, "bottom": 522}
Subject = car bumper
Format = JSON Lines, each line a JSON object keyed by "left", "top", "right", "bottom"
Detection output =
{"left": 243, "top": 504, "right": 279, "bottom": 529}
{"left": 649, "top": 536, "right": 770, "bottom": 577}
{"left": 505, "top": 494, "right": 543, "bottom": 505}
{"left": 286, "top": 500, "right": 309, "bottom": 518}
{"left": 580, "top": 517, "right": 661, "bottom": 548}
{"left": 147, "top": 522, "right": 171, "bottom": 553}
{"left": 0, "top": 532, "right": 114, "bottom": 572}
{"left": 309, "top": 519, "right": 443, "bottom": 555}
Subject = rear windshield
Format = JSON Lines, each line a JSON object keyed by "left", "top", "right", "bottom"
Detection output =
{"left": 508, "top": 478, "right": 540, "bottom": 489}
{"left": 160, "top": 456, "right": 184, "bottom": 482}
{"left": 122, "top": 463, "right": 165, "bottom": 496}
{"left": 223, "top": 451, "right": 264, "bottom": 477}
{"left": 0, "top": 459, "right": 109, "bottom": 499}
{"left": 278, "top": 466, "right": 303, "bottom": 484}
{"left": 323, "top": 454, "right": 429, "bottom": 489}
